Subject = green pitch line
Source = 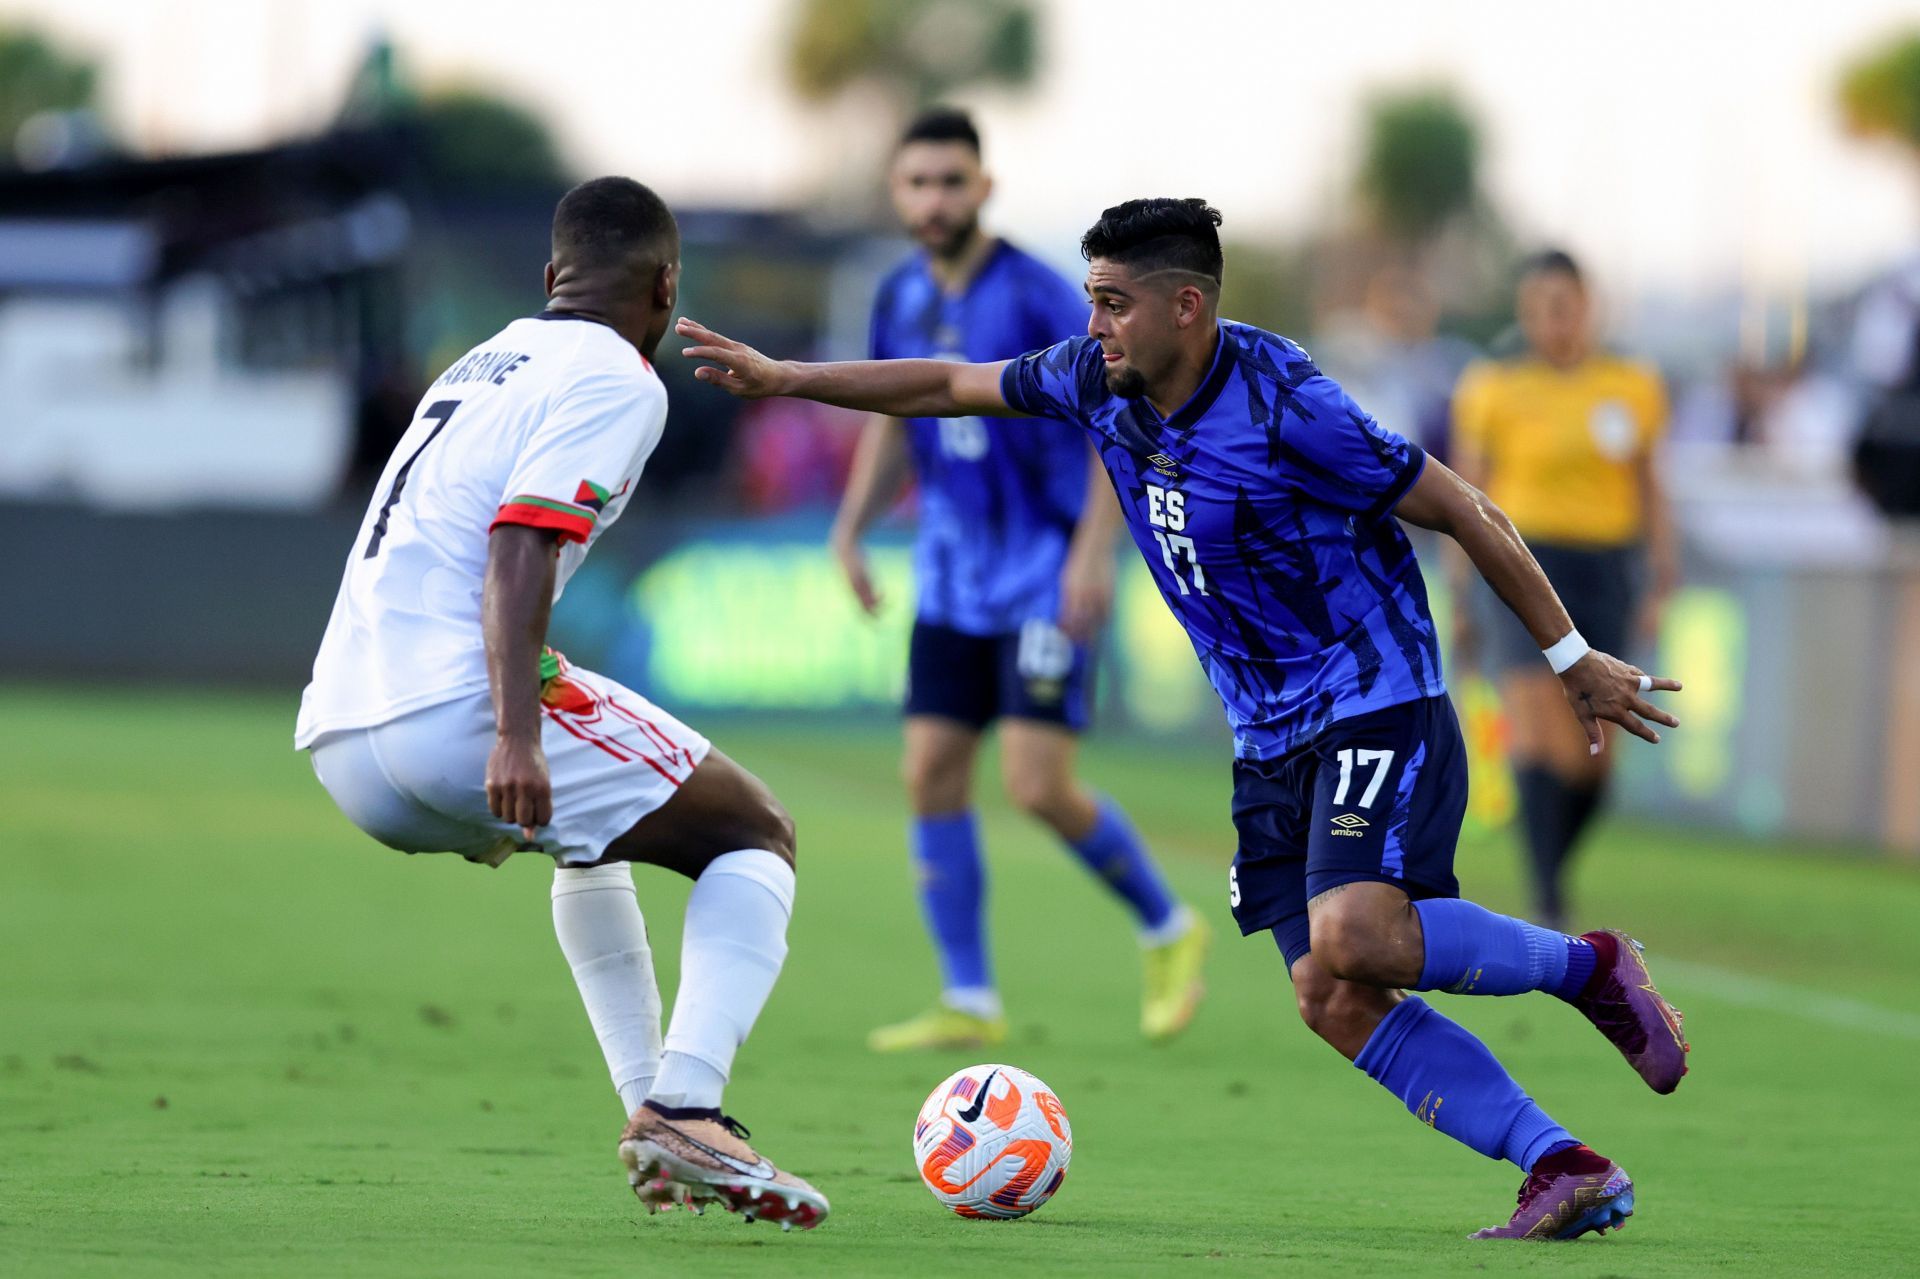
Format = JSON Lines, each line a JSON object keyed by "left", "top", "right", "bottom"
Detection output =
{"left": 1, "top": 687, "right": 1916, "bottom": 1277}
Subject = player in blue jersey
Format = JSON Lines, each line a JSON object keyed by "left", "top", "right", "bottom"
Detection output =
{"left": 676, "top": 197, "right": 1692, "bottom": 1241}
{"left": 831, "top": 110, "right": 1209, "bottom": 1052}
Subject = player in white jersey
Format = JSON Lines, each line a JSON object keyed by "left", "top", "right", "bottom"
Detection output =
{"left": 296, "top": 177, "right": 827, "bottom": 1231}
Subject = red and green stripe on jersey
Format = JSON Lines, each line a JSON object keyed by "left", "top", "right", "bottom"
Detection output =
{"left": 490, "top": 480, "right": 616, "bottom": 544}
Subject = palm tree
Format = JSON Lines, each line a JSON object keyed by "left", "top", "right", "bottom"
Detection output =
{"left": 1357, "top": 86, "right": 1482, "bottom": 246}
{"left": 1840, "top": 29, "right": 1920, "bottom": 154}
{"left": 786, "top": 0, "right": 1038, "bottom": 111}
{"left": 0, "top": 24, "right": 102, "bottom": 168}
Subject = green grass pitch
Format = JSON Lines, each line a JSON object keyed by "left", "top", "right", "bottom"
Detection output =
{"left": 3, "top": 686, "right": 1916, "bottom": 1276}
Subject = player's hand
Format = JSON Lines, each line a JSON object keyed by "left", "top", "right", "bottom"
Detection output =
{"left": 1559, "top": 650, "right": 1682, "bottom": 754}
{"left": 486, "top": 734, "right": 552, "bottom": 842}
{"left": 676, "top": 318, "right": 792, "bottom": 398}
{"left": 1058, "top": 544, "right": 1115, "bottom": 643}
{"left": 832, "top": 532, "right": 883, "bottom": 616}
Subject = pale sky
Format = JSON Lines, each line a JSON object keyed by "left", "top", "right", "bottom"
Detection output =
{"left": 9, "top": 0, "right": 1920, "bottom": 299}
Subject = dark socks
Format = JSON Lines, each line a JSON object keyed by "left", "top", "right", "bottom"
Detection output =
{"left": 1564, "top": 780, "right": 1606, "bottom": 853}
{"left": 1512, "top": 765, "right": 1569, "bottom": 920}
{"left": 1512, "top": 766, "right": 1607, "bottom": 925}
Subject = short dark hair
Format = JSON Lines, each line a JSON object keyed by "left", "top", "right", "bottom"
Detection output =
{"left": 900, "top": 106, "right": 981, "bottom": 157}
{"left": 551, "top": 176, "right": 677, "bottom": 270}
{"left": 1518, "top": 247, "right": 1583, "bottom": 285}
{"left": 1080, "top": 198, "right": 1224, "bottom": 286}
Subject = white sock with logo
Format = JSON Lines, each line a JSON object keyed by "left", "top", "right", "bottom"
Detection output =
{"left": 552, "top": 863, "right": 662, "bottom": 1116}
{"left": 650, "top": 849, "right": 794, "bottom": 1112}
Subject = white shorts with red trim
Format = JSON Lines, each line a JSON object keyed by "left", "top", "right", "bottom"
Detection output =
{"left": 307, "top": 665, "right": 710, "bottom": 868}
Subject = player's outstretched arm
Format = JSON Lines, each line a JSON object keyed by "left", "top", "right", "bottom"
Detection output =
{"left": 1394, "top": 457, "right": 1681, "bottom": 753}
{"left": 677, "top": 318, "right": 1021, "bottom": 419}
{"left": 483, "top": 523, "right": 561, "bottom": 839}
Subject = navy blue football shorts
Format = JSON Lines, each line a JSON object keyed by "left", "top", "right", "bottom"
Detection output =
{"left": 904, "top": 618, "right": 1092, "bottom": 732}
{"left": 1228, "top": 694, "right": 1468, "bottom": 971}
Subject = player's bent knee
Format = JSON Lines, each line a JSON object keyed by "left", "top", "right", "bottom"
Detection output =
{"left": 764, "top": 799, "right": 798, "bottom": 867}
{"left": 902, "top": 754, "right": 969, "bottom": 815}
{"left": 1002, "top": 771, "right": 1070, "bottom": 822}
{"left": 1290, "top": 956, "right": 1398, "bottom": 1058}
{"left": 1299, "top": 984, "right": 1397, "bottom": 1059}
{"left": 1308, "top": 911, "right": 1391, "bottom": 986}
{"left": 732, "top": 788, "right": 796, "bottom": 868}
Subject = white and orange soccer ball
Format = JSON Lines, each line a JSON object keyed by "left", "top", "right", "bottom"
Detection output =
{"left": 912, "top": 1063, "right": 1072, "bottom": 1220}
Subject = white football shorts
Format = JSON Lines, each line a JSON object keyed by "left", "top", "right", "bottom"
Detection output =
{"left": 307, "top": 664, "right": 711, "bottom": 867}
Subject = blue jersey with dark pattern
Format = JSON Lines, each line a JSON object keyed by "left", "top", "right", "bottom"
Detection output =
{"left": 1000, "top": 321, "right": 1445, "bottom": 758}
{"left": 871, "top": 240, "right": 1089, "bottom": 634}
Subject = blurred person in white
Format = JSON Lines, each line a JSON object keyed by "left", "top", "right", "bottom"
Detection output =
{"left": 1668, "top": 303, "right": 1858, "bottom": 479}
{"left": 295, "top": 177, "right": 827, "bottom": 1231}
{"left": 1315, "top": 263, "right": 1479, "bottom": 461}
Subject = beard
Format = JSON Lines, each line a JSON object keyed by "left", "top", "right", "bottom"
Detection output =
{"left": 923, "top": 214, "right": 979, "bottom": 262}
{"left": 1105, "top": 365, "right": 1148, "bottom": 398}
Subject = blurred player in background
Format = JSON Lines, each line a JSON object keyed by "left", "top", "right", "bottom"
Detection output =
{"left": 295, "top": 178, "right": 826, "bottom": 1230}
{"left": 832, "top": 108, "right": 1209, "bottom": 1052}
{"left": 1451, "top": 251, "right": 1677, "bottom": 928}
{"left": 677, "top": 199, "right": 1691, "bottom": 1240}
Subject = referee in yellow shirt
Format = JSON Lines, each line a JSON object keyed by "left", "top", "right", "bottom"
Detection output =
{"left": 1451, "top": 250, "right": 1678, "bottom": 928}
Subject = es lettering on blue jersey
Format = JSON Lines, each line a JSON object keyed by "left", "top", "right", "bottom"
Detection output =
{"left": 1000, "top": 321, "right": 1444, "bottom": 759}
{"left": 870, "top": 241, "right": 1090, "bottom": 634}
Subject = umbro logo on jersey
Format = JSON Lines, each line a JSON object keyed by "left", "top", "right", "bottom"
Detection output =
{"left": 1330, "top": 813, "right": 1369, "bottom": 837}
{"left": 1147, "top": 452, "right": 1179, "bottom": 477}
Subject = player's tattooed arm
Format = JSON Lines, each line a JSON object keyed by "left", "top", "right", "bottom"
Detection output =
{"left": 482, "top": 523, "right": 561, "bottom": 840}
{"left": 1395, "top": 457, "right": 1681, "bottom": 751}
{"left": 676, "top": 318, "right": 1022, "bottom": 419}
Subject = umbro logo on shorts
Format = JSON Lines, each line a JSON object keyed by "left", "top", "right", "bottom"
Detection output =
{"left": 1330, "top": 812, "right": 1369, "bottom": 837}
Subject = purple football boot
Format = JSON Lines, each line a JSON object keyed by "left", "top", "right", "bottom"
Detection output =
{"left": 1571, "top": 929, "right": 1690, "bottom": 1094}
{"left": 1471, "top": 1145, "right": 1634, "bottom": 1241}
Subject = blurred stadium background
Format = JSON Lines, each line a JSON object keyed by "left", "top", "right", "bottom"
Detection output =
{"left": 4, "top": 2, "right": 1919, "bottom": 1274}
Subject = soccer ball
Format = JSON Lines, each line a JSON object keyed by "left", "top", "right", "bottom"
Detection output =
{"left": 912, "top": 1063, "right": 1072, "bottom": 1220}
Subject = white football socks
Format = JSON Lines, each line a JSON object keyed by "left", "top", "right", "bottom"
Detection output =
{"left": 551, "top": 864, "right": 662, "bottom": 1116}
{"left": 942, "top": 987, "right": 1004, "bottom": 1019}
{"left": 650, "top": 849, "right": 795, "bottom": 1112}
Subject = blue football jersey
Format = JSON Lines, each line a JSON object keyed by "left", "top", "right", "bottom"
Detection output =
{"left": 1000, "top": 322, "right": 1445, "bottom": 759}
{"left": 870, "top": 241, "right": 1090, "bottom": 634}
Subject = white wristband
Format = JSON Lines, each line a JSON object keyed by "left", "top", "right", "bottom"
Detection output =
{"left": 1543, "top": 628, "right": 1590, "bottom": 675}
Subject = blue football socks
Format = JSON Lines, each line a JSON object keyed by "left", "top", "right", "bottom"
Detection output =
{"left": 1064, "top": 795, "right": 1178, "bottom": 934}
{"left": 912, "top": 811, "right": 991, "bottom": 995}
{"left": 1354, "top": 996, "right": 1577, "bottom": 1170}
{"left": 1412, "top": 897, "right": 1597, "bottom": 1002}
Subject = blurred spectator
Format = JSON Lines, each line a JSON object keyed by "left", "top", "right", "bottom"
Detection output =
{"left": 1314, "top": 263, "right": 1477, "bottom": 459}
{"left": 730, "top": 396, "right": 865, "bottom": 514}
{"left": 1667, "top": 301, "right": 1858, "bottom": 480}
{"left": 1849, "top": 251, "right": 1920, "bottom": 515}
